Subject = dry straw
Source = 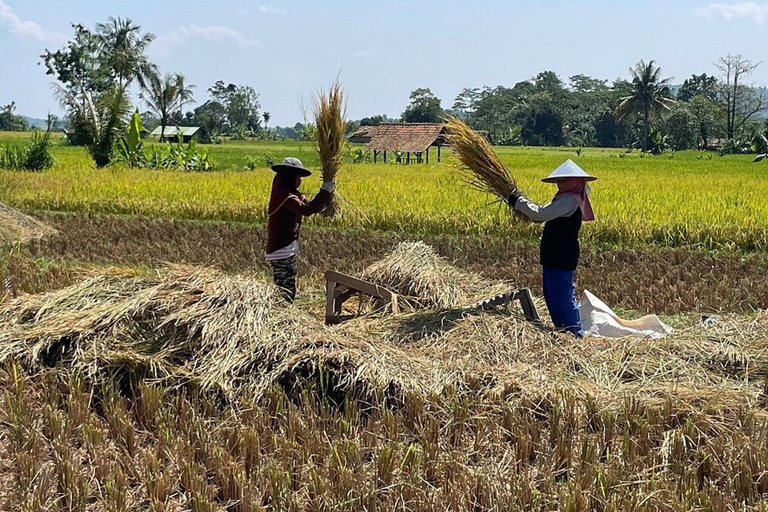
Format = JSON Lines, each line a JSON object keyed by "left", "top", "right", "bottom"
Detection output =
{"left": 312, "top": 81, "right": 347, "bottom": 217}
{"left": 0, "top": 259, "right": 765, "bottom": 414}
{"left": 0, "top": 202, "right": 57, "bottom": 246}
{"left": 362, "top": 241, "right": 508, "bottom": 309}
{"left": 444, "top": 116, "right": 517, "bottom": 201}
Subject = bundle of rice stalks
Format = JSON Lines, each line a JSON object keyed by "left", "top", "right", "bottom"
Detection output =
{"left": 362, "top": 241, "right": 509, "bottom": 309}
{"left": 312, "top": 81, "right": 347, "bottom": 217}
{"left": 0, "top": 265, "right": 434, "bottom": 402}
{"left": 444, "top": 116, "right": 517, "bottom": 201}
{"left": 0, "top": 202, "right": 57, "bottom": 246}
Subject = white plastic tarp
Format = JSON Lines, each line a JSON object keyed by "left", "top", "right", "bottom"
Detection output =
{"left": 580, "top": 289, "right": 672, "bottom": 339}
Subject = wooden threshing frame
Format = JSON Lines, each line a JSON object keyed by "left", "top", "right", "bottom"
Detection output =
{"left": 325, "top": 270, "right": 541, "bottom": 326}
{"left": 325, "top": 270, "right": 399, "bottom": 325}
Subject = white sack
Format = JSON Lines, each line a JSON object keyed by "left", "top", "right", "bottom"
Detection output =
{"left": 580, "top": 289, "right": 672, "bottom": 339}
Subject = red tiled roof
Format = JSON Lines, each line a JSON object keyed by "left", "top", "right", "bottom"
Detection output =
{"left": 348, "top": 125, "right": 379, "bottom": 142}
{"left": 365, "top": 123, "right": 447, "bottom": 153}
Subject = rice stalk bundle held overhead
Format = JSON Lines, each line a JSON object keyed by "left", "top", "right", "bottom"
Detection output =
{"left": 312, "top": 81, "right": 347, "bottom": 217}
{"left": 444, "top": 116, "right": 517, "bottom": 202}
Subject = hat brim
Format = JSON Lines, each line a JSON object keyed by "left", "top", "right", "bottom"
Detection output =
{"left": 271, "top": 164, "right": 312, "bottom": 177}
{"left": 542, "top": 175, "right": 597, "bottom": 183}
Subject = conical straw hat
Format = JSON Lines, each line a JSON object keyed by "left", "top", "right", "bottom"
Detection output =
{"left": 541, "top": 159, "right": 596, "bottom": 183}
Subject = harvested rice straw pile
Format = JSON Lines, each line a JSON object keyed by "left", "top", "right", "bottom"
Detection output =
{"left": 0, "top": 202, "right": 57, "bottom": 245}
{"left": 362, "top": 241, "right": 509, "bottom": 310}
{"left": 444, "top": 116, "right": 517, "bottom": 201}
{"left": 0, "top": 265, "right": 430, "bottom": 400}
{"left": 312, "top": 81, "right": 347, "bottom": 217}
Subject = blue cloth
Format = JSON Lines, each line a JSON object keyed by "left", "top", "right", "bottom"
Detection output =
{"left": 542, "top": 266, "right": 583, "bottom": 337}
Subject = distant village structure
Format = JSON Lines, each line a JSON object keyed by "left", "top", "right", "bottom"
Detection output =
{"left": 149, "top": 126, "right": 208, "bottom": 143}
{"left": 360, "top": 123, "right": 448, "bottom": 164}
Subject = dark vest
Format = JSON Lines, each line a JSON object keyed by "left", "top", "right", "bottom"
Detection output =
{"left": 540, "top": 207, "right": 582, "bottom": 270}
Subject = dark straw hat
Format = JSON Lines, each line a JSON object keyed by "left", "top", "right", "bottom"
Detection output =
{"left": 271, "top": 157, "right": 312, "bottom": 177}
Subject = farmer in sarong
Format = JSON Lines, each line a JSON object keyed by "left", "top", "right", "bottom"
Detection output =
{"left": 507, "top": 159, "right": 596, "bottom": 337}
{"left": 266, "top": 157, "right": 335, "bottom": 302}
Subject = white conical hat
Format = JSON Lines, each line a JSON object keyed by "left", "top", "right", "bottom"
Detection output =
{"left": 541, "top": 159, "right": 596, "bottom": 183}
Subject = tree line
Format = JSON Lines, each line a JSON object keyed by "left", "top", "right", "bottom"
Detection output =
{"left": 3, "top": 14, "right": 766, "bottom": 161}
{"left": 36, "top": 17, "right": 267, "bottom": 166}
{"left": 348, "top": 57, "right": 767, "bottom": 154}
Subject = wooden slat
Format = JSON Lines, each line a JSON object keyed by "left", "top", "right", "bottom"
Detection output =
{"left": 324, "top": 271, "right": 394, "bottom": 300}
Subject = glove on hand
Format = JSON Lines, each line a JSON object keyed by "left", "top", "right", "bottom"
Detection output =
{"left": 507, "top": 190, "right": 522, "bottom": 206}
{"left": 321, "top": 179, "right": 336, "bottom": 193}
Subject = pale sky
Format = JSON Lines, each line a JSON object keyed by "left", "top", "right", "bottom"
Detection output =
{"left": 1, "top": 0, "right": 767, "bottom": 126}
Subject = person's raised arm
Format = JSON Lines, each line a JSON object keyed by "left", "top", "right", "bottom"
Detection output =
{"left": 508, "top": 193, "right": 578, "bottom": 223}
{"left": 284, "top": 180, "right": 335, "bottom": 216}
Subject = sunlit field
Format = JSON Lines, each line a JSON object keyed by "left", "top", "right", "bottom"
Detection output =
{"left": 1, "top": 134, "right": 767, "bottom": 251}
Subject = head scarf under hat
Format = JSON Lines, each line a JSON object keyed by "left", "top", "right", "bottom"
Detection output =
{"left": 268, "top": 170, "right": 300, "bottom": 216}
{"left": 546, "top": 160, "right": 596, "bottom": 222}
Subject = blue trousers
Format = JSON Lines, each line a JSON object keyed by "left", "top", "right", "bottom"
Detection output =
{"left": 542, "top": 266, "right": 583, "bottom": 337}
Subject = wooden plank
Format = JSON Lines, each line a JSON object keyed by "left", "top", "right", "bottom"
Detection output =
{"left": 325, "top": 271, "right": 394, "bottom": 300}
{"left": 325, "top": 279, "right": 337, "bottom": 324}
{"left": 517, "top": 288, "right": 541, "bottom": 322}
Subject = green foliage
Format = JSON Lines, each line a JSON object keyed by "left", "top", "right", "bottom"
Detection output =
{"left": 401, "top": 88, "right": 443, "bottom": 123}
{"left": 161, "top": 140, "right": 213, "bottom": 171}
{"left": 349, "top": 147, "right": 371, "bottom": 164}
{"left": 42, "top": 18, "right": 155, "bottom": 163}
{"left": 0, "top": 102, "right": 29, "bottom": 132}
{"left": 0, "top": 129, "right": 54, "bottom": 171}
{"left": 114, "top": 111, "right": 148, "bottom": 168}
{"left": 0, "top": 144, "right": 27, "bottom": 170}
{"left": 614, "top": 59, "right": 675, "bottom": 152}
{"left": 24, "top": 130, "right": 55, "bottom": 171}
{"left": 244, "top": 156, "right": 258, "bottom": 170}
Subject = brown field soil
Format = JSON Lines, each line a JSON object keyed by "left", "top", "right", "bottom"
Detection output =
{"left": 5, "top": 211, "right": 767, "bottom": 315}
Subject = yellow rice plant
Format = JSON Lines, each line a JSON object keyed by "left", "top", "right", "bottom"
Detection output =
{"left": 312, "top": 81, "right": 347, "bottom": 217}
{"left": 444, "top": 116, "right": 517, "bottom": 202}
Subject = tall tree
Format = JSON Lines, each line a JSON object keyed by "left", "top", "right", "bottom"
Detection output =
{"left": 207, "top": 81, "right": 261, "bottom": 132}
{"left": 401, "top": 88, "right": 443, "bottom": 123}
{"left": 614, "top": 59, "right": 675, "bottom": 151}
{"left": 452, "top": 88, "right": 481, "bottom": 117}
{"left": 42, "top": 19, "right": 156, "bottom": 165}
{"left": 678, "top": 73, "right": 718, "bottom": 102}
{"left": 263, "top": 112, "right": 271, "bottom": 138}
{"left": 715, "top": 54, "right": 765, "bottom": 140}
{"left": 95, "top": 16, "right": 157, "bottom": 90}
{"left": 0, "top": 101, "right": 29, "bottom": 131}
{"left": 175, "top": 74, "right": 196, "bottom": 118}
{"left": 142, "top": 72, "right": 183, "bottom": 142}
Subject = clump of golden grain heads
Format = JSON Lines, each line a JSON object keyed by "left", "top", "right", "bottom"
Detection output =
{"left": 313, "top": 81, "right": 347, "bottom": 217}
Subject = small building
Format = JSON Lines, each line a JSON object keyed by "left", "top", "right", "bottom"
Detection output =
{"left": 365, "top": 123, "right": 448, "bottom": 164}
{"left": 348, "top": 125, "right": 379, "bottom": 144}
{"left": 149, "top": 126, "right": 207, "bottom": 143}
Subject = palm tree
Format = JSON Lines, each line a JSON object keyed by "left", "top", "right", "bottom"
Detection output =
{"left": 174, "top": 74, "right": 196, "bottom": 118}
{"left": 55, "top": 84, "right": 130, "bottom": 167}
{"left": 142, "top": 72, "right": 181, "bottom": 142}
{"left": 614, "top": 59, "right": 675, "bottom": 151}
{"left": 96, "top": 16, "right": 157, "bottom": 91}
{"left": 263, "top": 112, "right": 271, "bottom": 139}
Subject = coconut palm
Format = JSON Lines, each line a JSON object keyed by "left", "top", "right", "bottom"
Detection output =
{"left": 175, "top": 74, "right": 196, "bottom": 118}
{"left": 614, "top": 59, "right": 675, "bottom": 151}
{"left": 142, "top": 73, "right": 182, "bottom": 142}
{"left": 96, "top": 16, "right": 157, "bottom": 91}
{"left": 263, "top": 112, "right": 271, "bottom": 139}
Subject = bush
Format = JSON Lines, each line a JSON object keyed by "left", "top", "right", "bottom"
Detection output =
{"left": 24, "top": 130, "right": 55, "bottom": 171}
{"left": 0, "top": 129, "right": 55, "bottom": 172}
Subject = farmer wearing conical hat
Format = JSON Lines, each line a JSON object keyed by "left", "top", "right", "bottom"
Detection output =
{"left": 266, "top": 157, "right": 335, "bottom": 302}
{"left": 507, "top": 159, "right": 596, "bottom": 337}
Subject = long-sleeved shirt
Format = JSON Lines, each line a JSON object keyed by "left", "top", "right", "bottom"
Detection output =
{"left": 266, "top": 189, "right": 330, "bottom": 256}
{"left": 514, "top": 194, "right": 583, "bottom": 270}
{"left": 513, "top": 194, "right": 578, "bottom": 223}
